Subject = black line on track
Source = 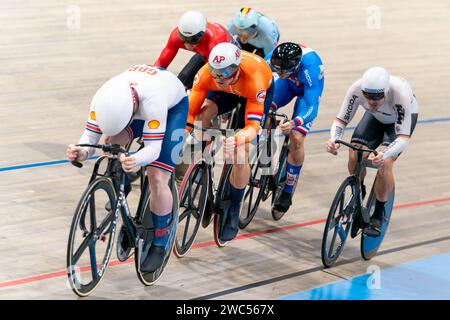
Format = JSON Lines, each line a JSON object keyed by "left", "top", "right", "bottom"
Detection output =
{"left": 321, "top": 269, "right": 349, "bottom": 281}
{"left": 191, "top": 235, "right": 450, "bottom": 300}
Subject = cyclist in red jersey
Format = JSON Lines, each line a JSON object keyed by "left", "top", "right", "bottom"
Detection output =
{"left": 154, "top": 11, "right": 235, "bottom": 89}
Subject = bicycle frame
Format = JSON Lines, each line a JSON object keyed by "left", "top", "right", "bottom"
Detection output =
{"left": 336, "top": 140, "right": 378, "bottom": 225}
{"left": 84, "top": 154, "right": 147, "bottom": 248}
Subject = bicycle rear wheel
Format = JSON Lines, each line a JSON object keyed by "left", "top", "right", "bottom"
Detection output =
{"left": 135, "top": 175, "right": 179, "bottom": 285}
{"left": 174, "top": 160, "right": 209, "bottom": 258}
{"left": 360, "top": 182, "right": 395, "bottom": 260}
{"left": 67, "top": 178, "right": 118, "bottom": 297}
{"left": 321, "top": 177, "right": 357, "bottom": 268}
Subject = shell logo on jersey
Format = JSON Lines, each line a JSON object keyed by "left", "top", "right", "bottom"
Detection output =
{"left": 213, "top": 55, "right": 225, "bottom": 64}
{"left": 256, "top": 89, "right": 267, "bottom": 103}
{"left": 90, "top": 111, "right": 96, "bottom": 121}
{"left": 148, "top": 120, "right": 160, "bottom": 129}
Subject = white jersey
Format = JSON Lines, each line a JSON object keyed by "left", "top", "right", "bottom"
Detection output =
{"left": 337, "top": 76, "right": 419, "bottom": 136}
{"left": 79, "top": 64, "right": 186, "bottom": 166}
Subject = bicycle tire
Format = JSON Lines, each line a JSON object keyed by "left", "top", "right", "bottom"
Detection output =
{"left": 239, "top": 160, "right": 268, "bottom": 229}
{"left": 213, "top": 164, "right": 234, "bottom": 247}
{"left": 321, "top": 177, "right": 357, "bottom": 268}
{"left": 360, "top": 182, "right": 395, "bottom": 260}
{"left": 174, "top": 160, "right": 209, "bottom": 258}
{"left": 67, "top": 178, "right": 118, "bottom": 297}
{"left": 271, "top": 142, "right": 289, "bottom": 220}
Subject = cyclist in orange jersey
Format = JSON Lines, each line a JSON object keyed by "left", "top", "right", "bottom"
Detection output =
{"left": 186, "top": 42, "right": 274, "bottom": 242}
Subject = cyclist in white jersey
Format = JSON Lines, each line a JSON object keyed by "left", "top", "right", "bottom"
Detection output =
{"left": 66, "top": 64, "right": 188, "bottom": 271}
{"left": 326, "top": 67, "right": 419, "bottom": 236}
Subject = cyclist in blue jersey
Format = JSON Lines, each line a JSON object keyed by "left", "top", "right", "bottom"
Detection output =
{"left": 266, "top": 42, "right": 325, "bottom": 220}
{"left": 227, "top": 7, "right": 280, "bottom": 58}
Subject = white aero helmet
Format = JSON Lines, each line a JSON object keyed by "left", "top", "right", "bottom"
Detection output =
{"left": 208, "top": 42, "right": 242, "bottom": 78}
{"left": 361, "top": 66, "right": 390, "bottom": 99}
{"left": 178, "top": 11, "right": 207, "bottom": 44}
{"left": 92, "top": 77, "right": 135, "bottom": 136}
{"left": 232, "top": 7, "right": 259, "bottom": 30}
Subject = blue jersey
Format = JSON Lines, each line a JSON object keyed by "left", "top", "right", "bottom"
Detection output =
{"left": 266, "top": 46, "right": 324, "bottom": 135}
{"left": 227, "top": 14, "right": 280, "bottom": 56}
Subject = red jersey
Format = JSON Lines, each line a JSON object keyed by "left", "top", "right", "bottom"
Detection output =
{"left": 155, "top": 22, "right": 234, "bottom": 69}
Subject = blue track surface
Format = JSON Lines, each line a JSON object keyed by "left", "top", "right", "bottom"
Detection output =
{"left": 281, "top": 252, "right": 450, "bottom": 300}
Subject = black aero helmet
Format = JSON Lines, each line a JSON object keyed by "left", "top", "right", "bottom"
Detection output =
{"left": 270, "top": 42, "right": 302, "bottom": 74}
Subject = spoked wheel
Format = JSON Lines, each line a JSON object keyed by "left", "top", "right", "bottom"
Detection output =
{"left": 239, "top": 160, "right": 268, "bottom": 229}
{"left": 321, "top": 177, "right": 357, "bottom": 268}
{"left": 67, "top": 178, "right": 118, "bottom": 297}
{"left": 213, "top": 165, "right": 234, "bottom": 248}
{"left": 174, "top": 161, "right": 209, "bottom": 258}
{"left": 135, "top": 176, "right": 179, "bottom": 285}
{"left": 271, "top": 145, "right": 288, "bottom": 220}
{"left": 360, "top": 181, "right": 395, "bottom": 260}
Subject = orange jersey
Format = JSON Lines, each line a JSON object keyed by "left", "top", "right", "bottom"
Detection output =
{"left": 188, "top": 51, "right": 273, "bottom": 144}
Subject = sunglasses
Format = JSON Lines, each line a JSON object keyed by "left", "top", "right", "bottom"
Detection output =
{"left": 208, "top": 64, "right": 238, "bottom": 79}
{"left": 178, "top": 31, "right": 204, "bottom": 45}
{"left": 233, "top": 25, "right": 258, "bottom": 38}
{"left": 362, "top": 91, "right": 385, "bottom": 101}
{"left": 272, "top": 64, "right": 297, "bottom": 75}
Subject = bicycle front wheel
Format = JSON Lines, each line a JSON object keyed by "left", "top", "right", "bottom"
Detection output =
{"left": 321, "top": 177, "right": 357, "bottom": 268}
{"left": 174, "top": 160, "right": 209, "bottom": 258}
{"left": 213, "top": 164, "right": 234, "bottom": 248}
{"left": 239, "top": 160, "right": 268, "bottom": 229}
{"left": 67, "top": 178, "right": 118, "bottom": 297}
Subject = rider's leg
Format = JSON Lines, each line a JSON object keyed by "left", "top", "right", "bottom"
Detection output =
{"left": 348, "top": 146, "right": 370, "bottom": 197}
{"left": 220, "top": 144, "right": 250, "bottom": 241}
{"left": 177, "top": 54, "right": 206, "bottom": 90}
{"left": 272, "top": 93, "right": 310, "bottom": 214}
{"left": 273, "top": 131, "right": 305, "bottom": 214}
{"left": 197, "top": 99, "right": 219, "bottom": 129}
{"left": 285, "top": 131, "right": 305, "bottom": 192}
{"left": 349, "top": 112, "right": 385, "bottom": 198}
{"left": 141, "top": 95, "right": 189, "bottom": 272}
{"left": 175, "top": 98, "right": 218, "bottom": 183}
{"left": 147, "top": 167, "right": 172, "bottom": 243}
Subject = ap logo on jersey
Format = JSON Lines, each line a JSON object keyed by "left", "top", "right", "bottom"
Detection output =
{"left": 256, "top": 89, "right": 267, "bottom": 103}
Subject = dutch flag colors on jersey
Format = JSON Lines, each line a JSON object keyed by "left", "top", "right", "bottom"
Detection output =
{"left": 247, "top": 112, "right": 263, "bottom": 122}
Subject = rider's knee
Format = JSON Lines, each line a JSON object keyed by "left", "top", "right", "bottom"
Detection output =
{"left": 378, "top": 158, "right": 394, "bottom": 175}
{"left": 198, "top": 99, "right": 218, "bottom": 122}
{"left": 147, "top": 167, "right": 170, "bottom": 191}
{"left": 289, "top": 131, "right": 305, "bottom": 151}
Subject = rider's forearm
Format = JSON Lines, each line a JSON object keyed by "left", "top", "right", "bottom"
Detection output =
{"left": 78, "top": 130, "right": 101, "bottom": 158}
{"left": 133, "top": 141, "right": 163, "bottom": 168}
{"left": 234, "top": 124, "right": 259, "bottom": 145}
{"left": 330, "top": 118, "right": 347, "bottom": 141}
{"left": 382, "top": 137, "right": 409, "bottom": 159}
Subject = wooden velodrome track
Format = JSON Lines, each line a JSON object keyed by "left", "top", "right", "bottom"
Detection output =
{"left": 0, "top": 0, "right": 449, "bottom": 299}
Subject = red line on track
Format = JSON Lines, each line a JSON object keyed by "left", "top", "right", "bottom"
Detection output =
{"left": 1, "top": 196, "right": 450, "bottom": 290}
